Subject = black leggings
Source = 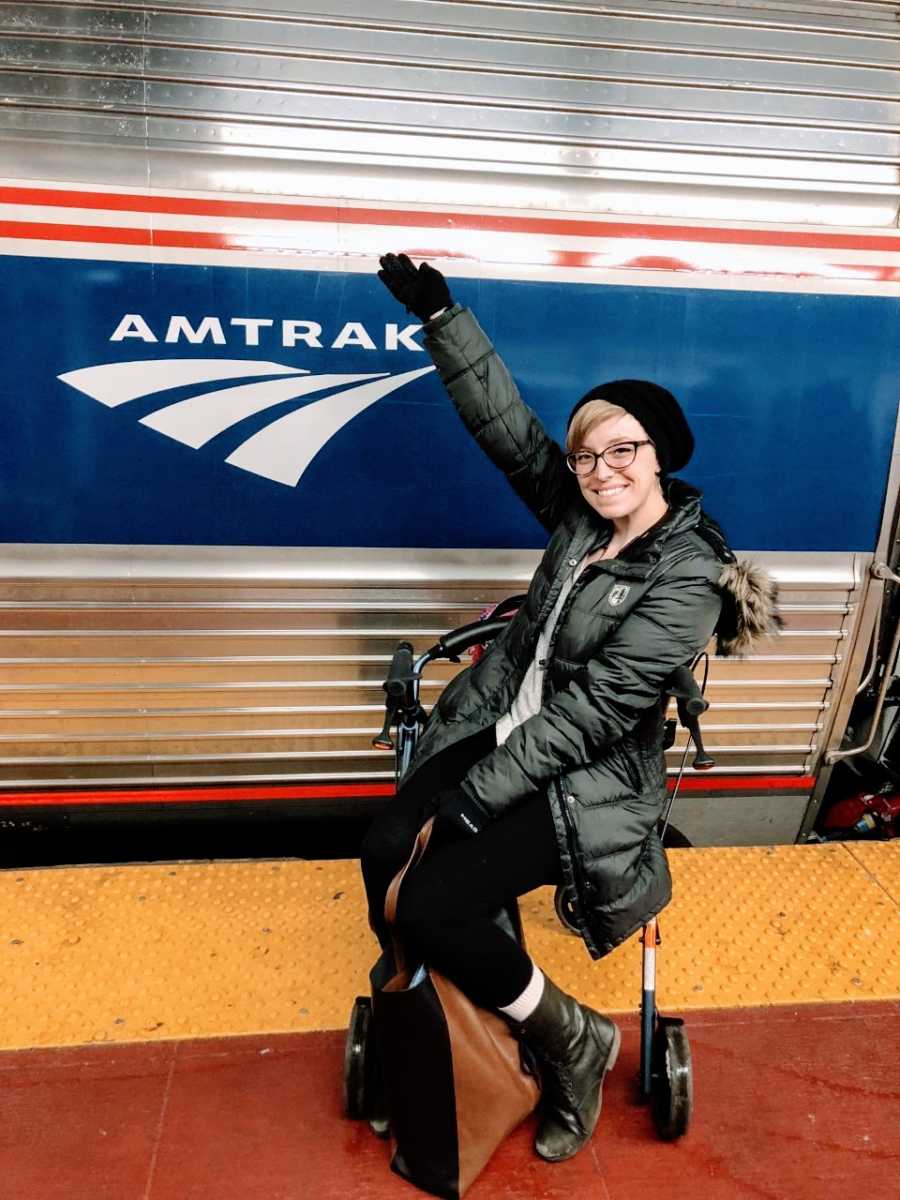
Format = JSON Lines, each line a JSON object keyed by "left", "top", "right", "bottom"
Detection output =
{"left": 360, "top": 728, "right": 562, "bottom": 1010}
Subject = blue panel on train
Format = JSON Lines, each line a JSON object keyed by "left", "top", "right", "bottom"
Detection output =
{"left": 2, "top": 255, "right": 897, "bottom": 550}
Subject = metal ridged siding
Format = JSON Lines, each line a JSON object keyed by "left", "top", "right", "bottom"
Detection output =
{"left": 0, "top": 2, "right": 898, "bottom": 220}
{"left": 0, "top": 549, "right": 865, "bottom": 787}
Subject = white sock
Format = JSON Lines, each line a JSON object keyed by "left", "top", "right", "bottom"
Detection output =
{"left": 498, "top": 962, "right": 545, "bottom": 1022}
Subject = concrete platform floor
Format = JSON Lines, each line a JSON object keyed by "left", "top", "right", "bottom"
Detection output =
{"left": 2, "top": 1000, "right": 898, "bottom": 1200}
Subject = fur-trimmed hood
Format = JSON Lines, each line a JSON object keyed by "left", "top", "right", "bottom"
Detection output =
{"left": 644, "top": 479, "right": 783, "bottom": 660}
{"left": 715, "top": 558, "right": 783, "bottom": 658}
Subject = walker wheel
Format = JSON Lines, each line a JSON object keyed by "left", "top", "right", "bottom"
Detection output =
{"left": 661, "top": 824, "right": 692, "bottom": 849}
{"left": 553, "top": 884, "right": 580, "bottom": 935}
{"left": 343, "top": 996, "right": 376, "bottom": 1119}
{"left": 651, "top": 1019, "right": 693, "bottom": 1140}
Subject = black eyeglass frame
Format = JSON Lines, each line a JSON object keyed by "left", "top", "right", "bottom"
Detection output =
{"left": 565, "top": 439, "right": 654, "bottom": 476}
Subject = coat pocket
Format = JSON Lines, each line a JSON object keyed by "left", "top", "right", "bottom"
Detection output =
{"left": 565, "top": 747, "right": 643, "bottom": 809}
{"left": 616, "top": 732, "right": 653, "bottom": 795}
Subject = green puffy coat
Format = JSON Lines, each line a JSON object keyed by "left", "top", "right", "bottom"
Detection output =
{"left": 406, "top": 304, "right": 780, "bottom": 959}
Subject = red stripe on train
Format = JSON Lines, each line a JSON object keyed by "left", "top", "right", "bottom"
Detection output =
{"left": 671, "top": 774, "right": 815, "bottom": 792}
{"left": 2, "top": 185, "right": 900, "bottom": 252}
{"left": 0, "top": 783, "right": 398, "bottom": 807}
{"left": 0, "top": 221, "right": 237, "bottom": 250}
{"left": 0, "top": 775, "right": 815, "bottom": 807}
{"left": 4, "top": 222, "right": 899, "bottom": 281}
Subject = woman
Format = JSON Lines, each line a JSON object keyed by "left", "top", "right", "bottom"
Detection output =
{"left": 362, "top": 254, "right": 780, "bottom": 1162}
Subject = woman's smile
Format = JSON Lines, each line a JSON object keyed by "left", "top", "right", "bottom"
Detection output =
{"left": 591, "top": 482, "right": 629, "bottom": 499}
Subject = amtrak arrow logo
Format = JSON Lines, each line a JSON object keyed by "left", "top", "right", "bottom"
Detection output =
{"left": 57, "top": 359, "right": 435, "bottom": 487}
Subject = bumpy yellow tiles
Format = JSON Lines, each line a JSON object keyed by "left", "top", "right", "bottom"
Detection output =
{"left": 521, "top": 843, "right": 900, "bottom": 1014}
{"left": 843, "top": 839, "right": 900, "bottom": 904}
{"left": 0, "top": 843, "right": 897, "bottom": 1050}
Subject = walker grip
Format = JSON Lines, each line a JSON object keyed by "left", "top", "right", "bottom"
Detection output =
{"left": 438, "top": 616, "right": 512, "bottom": 658}
{"left": 664, "top": 665, "right": 708, "bottom": 716}
{"left": 664, "top": 664, "right": 715, "bottom": 771}
{"left": 383, "top": 641, "right": 415, "bottom": 699}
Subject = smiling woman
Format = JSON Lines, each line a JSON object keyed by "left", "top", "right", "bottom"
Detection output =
{"left": 564, "top": 379, "right": 695, "bottom": 552}
{"left": 568, "top": 420, "right": 664, "bottom": 549}
{"left": 362, "top": 253, "right": 781, "bottom": 1165}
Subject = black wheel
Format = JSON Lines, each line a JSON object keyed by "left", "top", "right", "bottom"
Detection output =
{"left": 343, "top": 996, "right": 376, "bottom": 1119}
{"left": 651, "top": 1020, "right": 693, "bottom": 1140}
{"left": 553, "top": 884, "right": 580, "bottom": 935}
{"left": 661, "top": 824, "right": 693, "bottom": 849}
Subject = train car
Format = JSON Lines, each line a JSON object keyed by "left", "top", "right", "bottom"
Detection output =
{"left": 1, "top": 0, "right": 898, "bottom": 851}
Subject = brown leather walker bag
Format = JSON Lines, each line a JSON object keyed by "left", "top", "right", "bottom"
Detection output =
{"left": 370, "top": 817, "right": 541, "bottom": 1199}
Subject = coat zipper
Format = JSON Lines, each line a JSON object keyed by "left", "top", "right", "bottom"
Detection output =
{"left": 539, "top": 561, "right": 610, "bottom": 705}
{"left": 555, "top": 775, "right": 588, "bottom": 925}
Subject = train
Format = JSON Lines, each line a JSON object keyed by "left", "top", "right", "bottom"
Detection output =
{"left": 0, "top": 1, "right": 898, "bottom": 848}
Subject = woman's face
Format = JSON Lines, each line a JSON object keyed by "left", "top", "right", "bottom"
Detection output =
{"left": 573, "top": 412, "right": 662, "bottom": 523}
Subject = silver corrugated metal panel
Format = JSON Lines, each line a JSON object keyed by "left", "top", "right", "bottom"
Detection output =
{"left": 0, "top": 2, "right": 897, "bottom": 224}
{"left": 0, "top": 547, "right": 864, "bottom": 787}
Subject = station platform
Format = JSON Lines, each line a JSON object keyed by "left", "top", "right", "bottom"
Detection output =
{"left": 2, "top": 841, "right": 898, "bottom": 1198}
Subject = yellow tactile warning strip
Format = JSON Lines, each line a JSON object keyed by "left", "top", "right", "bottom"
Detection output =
{"left": 1, "top": 843, "right": 898, "bottom": 1051}
{"left": 842, "top": 839, "right": 900, "bottom": 904}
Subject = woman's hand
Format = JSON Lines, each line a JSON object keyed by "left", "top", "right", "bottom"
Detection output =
{"left": 378, "top": 253, "right": 453, "bottom": 323}
{"left": 424, "top": 785, "right": 490, "bottom": 838}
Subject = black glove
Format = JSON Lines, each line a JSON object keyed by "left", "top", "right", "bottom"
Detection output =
{"left": 377, "top": 253, "right": 453, "bottom": 324}
{"left": 424, "top": 785, "right": 490, "bottom": 839}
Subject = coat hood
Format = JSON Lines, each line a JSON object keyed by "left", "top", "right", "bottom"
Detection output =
{"left": 597, "top": 477, "right": 783, "bottom": 659}
{"left": 715, "top": 558, "right": 783, "bottom": 658}
{"left": 664, "top": 480, "right": 782, "bottom": 659}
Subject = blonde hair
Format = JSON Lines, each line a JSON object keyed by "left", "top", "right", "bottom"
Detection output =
{"left": 566, "top": 399, "right": 628, "bottom": 452}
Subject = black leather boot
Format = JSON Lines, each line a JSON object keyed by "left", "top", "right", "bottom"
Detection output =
{"left": 518, "top": 975, "right": 621, "bottom": 1162}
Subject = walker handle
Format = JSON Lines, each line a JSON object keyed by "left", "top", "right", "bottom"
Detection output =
{"left": 435, "top": 616, "right": 513, "bottom": 659}
{"left": 663, "top": 664, "right": 715, "bottom": 771}
{"left": 664, "top": 664, "right": 709, "bottom": 716}
{"left": 383, "top": 641, "right": 415, "bottom": 699}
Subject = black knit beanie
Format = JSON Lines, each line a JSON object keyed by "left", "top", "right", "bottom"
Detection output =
{"left": 567, "top": 379, "right": 694, "bottom": 476}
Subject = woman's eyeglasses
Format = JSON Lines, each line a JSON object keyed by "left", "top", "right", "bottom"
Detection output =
{"left": 565, "top": 440, "right": 653, "bottom": 476}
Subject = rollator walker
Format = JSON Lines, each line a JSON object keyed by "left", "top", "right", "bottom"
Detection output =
{"left": 345, "top": 596, "right": 715, "bottom": 1141}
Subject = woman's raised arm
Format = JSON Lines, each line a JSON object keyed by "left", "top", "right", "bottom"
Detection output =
{"left": 378, "top": 254, "right": 575, "bottom": 533}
